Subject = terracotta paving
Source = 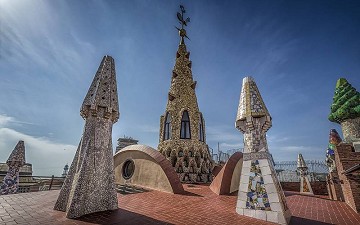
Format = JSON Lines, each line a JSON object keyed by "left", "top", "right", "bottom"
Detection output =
{"left": 0, "top": 184, "right": 360, "bottom": 225}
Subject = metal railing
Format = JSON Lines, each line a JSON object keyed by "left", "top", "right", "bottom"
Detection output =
{"left": 16, "top": 175, "right": 66, "bottom": 193}
{"left": 274, "top": 160, "right": 328, "bottom": 182}
{"left": 210, "top": 147, "right": 243, "bottom": 164}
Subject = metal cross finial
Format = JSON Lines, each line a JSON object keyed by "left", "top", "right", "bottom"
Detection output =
{"left": 176, "top": 5, "right": 190, "bottom": 40}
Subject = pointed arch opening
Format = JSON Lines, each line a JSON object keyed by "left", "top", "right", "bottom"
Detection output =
{"left": 199, "top": 114, "right": 205, "bottom": 142}
{"left": 180, "top": 110, "right": 191, "bottom": 139}
{"left": 170, "top": 151, "right": 177, "bottom": 167}
{"left": 163, "top": 112, "right": 171, "bottom": 141}
{"left": 166, "top": 148, "right": 171, "bottom": 158}
{"left": 195, "top": 151, "right": 201, "bottom": 168}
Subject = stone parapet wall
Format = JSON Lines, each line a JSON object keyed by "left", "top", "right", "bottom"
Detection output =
{"left": 327, "top": 171, "right": 344, "bottom": 201}
{"left": 280, "top": 181, "right": 328, "bottom": 196}
{"left": 334, "top": 143, "right": 360, "bottom": 213}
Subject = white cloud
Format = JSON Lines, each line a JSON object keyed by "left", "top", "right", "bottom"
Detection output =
{"left": 0, "top": 127, "right": 76, "bottom": 176}
{"left": 277, "top": 145, "right": 322, "bottom": 153}
{"left": 0, "top": 114, "right": 14, "bottom": 126}
{"left": 206, "top": 125, "right": 241, "bottom": 142}
{"left": 0, "top": 114, "right": 34, "bottom": 127}
{"left": 218, "top": 142, "right": 243, "bottom": 150}
{"left": 137, "top": 125, "right": 159, "bottom": 133}
{"left": 267, "top": 135, "right": 289, "bottom": 143}
{"left": 271, "top": 145, "right": 325, "bottom": 162}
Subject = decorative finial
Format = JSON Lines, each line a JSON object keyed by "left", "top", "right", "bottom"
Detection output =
{"left": 176, "top": 5, "right": 190, "bottom": 40}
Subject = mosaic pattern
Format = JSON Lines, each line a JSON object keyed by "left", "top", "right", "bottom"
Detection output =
{"left": 303, "top": 178, "right": 309, "bottom": 192}
{"left": 297, "top": 154, "right": 307, "bottom": 173}
{"left": 236, "top": 77, "right": 270, "bottom": 122}
{"left": 235, "top": 77, "right": 271, "bottom": 154}
{"left": 297, "top": 154, "right": 313, "bottom": 194}
{"left": 157, "top": 9, "right": 212, "bottom": 183}
{"left": 236, "top": 77, "right": 291, "bottom": 223}
{"left": 328, "top": 78, "right": 360, "bottom": 143}
{"left": 242, "top": 118, "right": 269, "bottom": 153}
{"left": 246, "top": 160, "right": 271, "bottom": 210}
{"left": 325, "top": 129, "right": 342, "bottom": 172}
{"left": 1, "top": 166, "right": 20, "bottom": 195}
{"left": 243, "top": 152, "right": 272, "bottom": 161}
{"left": 54, "top": 56, "right": 118, "bottom": 218}
{"left": 0, "top": 141, "right": 25, "bottom": 195}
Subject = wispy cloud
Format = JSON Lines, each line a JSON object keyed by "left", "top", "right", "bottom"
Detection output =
{"left": 0, "top": 114, "right": 34, "bottom": 127}
{"left": 206, "top": 125, "right": 241, "bottom": 142}
{"left": 137, "top": 125, "right": 159, "bottom": 133}
{"left": 218, "top": 142, "right": 243, "bottom": 150}
{"left": 0, "top": 0, "right": 94, "bottom": 83}
{"left": 0, "top": 114, "right": 76, "bottom": 176}
{"left": 267, "top": 134, "right": 289, "bottom": 143}
{"left": 271, "top": 145, "right": 325, "bottom": 162}
{"left": 0, "top": 114, "right": 14, "bottom": 126}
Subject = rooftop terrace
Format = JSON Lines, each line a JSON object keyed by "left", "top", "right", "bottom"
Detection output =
{"left": 0, "top": 184, "right": 359, "bottom": 225}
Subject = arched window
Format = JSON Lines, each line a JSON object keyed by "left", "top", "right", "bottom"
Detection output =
{"left": 163, "top": 112, "right": 171, "bottom": 140}
{"left": 199, "top": 114, "right": 205, "bottom": 142}
{"left": 180, "top": 110, "right": 191, "bottom": 139}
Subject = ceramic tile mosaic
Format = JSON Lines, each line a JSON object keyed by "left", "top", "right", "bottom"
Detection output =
{"left": 236, "top": 77, "right": 291, "bottom": 224}
{"left": 325, "top": 129, "right": 342, "bottom": 172}
{"left": 246, "top": 160, "right": 271, "bottom": 211}
{"left": 0, "top": 141, "right": 25, "bottom": 195}
{"left": 297, "top": 154, "right": 314, "bottom": 195}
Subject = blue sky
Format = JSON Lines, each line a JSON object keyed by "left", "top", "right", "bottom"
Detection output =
{"left": 0, "top": 0, "right": 359, "bottom": 176}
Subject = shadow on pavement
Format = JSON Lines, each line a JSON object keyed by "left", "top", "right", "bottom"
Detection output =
{"left": 76, "top": 208, "right": 173, "bottom": 225}
{"left": 290, "top": 216, "right": 333, "bottom": 225}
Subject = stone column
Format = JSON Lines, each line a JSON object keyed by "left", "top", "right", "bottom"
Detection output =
{"left": 54, "top": 55, "right": 119, "bottom": 218}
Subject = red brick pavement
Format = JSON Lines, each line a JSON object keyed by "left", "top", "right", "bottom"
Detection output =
{"left": 0, "top": 184, "right": 360, "bottom": 225}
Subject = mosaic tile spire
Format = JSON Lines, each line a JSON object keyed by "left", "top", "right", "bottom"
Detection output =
{"left": 325, "top": 129, "right": 342, "bottom": 172}
{"left": 0, "top": 141, "right": 25, "bottom": 195}
{"left": 297, "top": 154, "right": 314, "bottom": 195}
{"left": 236, "top": 77, "right": 271, "bottom": 153}
{"left": 329, "top": 78, "right": 360, "bottom": 143}
{"left": 54, "top": 55, "right": 119, "bottom": 218}
{"left": 157, "top": 5, "right": 213, "bottom": 183}
{"left": 235, "top": 77, "right": 291, "bottom": 224}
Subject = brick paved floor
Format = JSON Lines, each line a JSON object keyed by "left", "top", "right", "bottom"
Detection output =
{"left": 1, "top": 184, "right": 360, "bottom": 225}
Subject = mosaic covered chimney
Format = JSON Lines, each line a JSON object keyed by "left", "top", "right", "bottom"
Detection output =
{"left": 235, "top": 77, "right": 291, "bottom": 224}
{"left": 297, "top": 154, "right": 314, "bottom": 195}
{"left": 325, "top": 129, "right": 344, "bottom": 201}
{"left": 54, "top": 55, "right": 119, "bottom": 218}
{"left": 157, "top": 5, "right": 213, "bottom": 183}
{"left": 0, "top": 140, "right": 25, "bottom": 195}
{"left": 325, "top": 129, "right": 342, "bottom": 172}
{"left": 329, "top": 78, "right": 360, "bottom": 145}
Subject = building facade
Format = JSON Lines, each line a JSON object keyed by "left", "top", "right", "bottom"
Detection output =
{"left": 115, "top": 136, "right": 139, "bottom": 153}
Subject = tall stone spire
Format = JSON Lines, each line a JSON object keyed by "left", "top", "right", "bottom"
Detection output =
{"left": 54, "top": 55, "right": 119, "bottom": 218}
{"left": 158, "top": 5, "right": 213, "bottom": 183}
{"left": 235, "top": 77, "right": 291, "bottom": 224}
{"left": 0, "top": 141, "right": 26, "bottom": 195}
{"left": 297, "top": 154, "right": 314, "bottom": 195}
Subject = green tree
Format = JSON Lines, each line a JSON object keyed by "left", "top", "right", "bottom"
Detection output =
{"left": 329, "top": 78, "right": 360, "bottom": 123}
